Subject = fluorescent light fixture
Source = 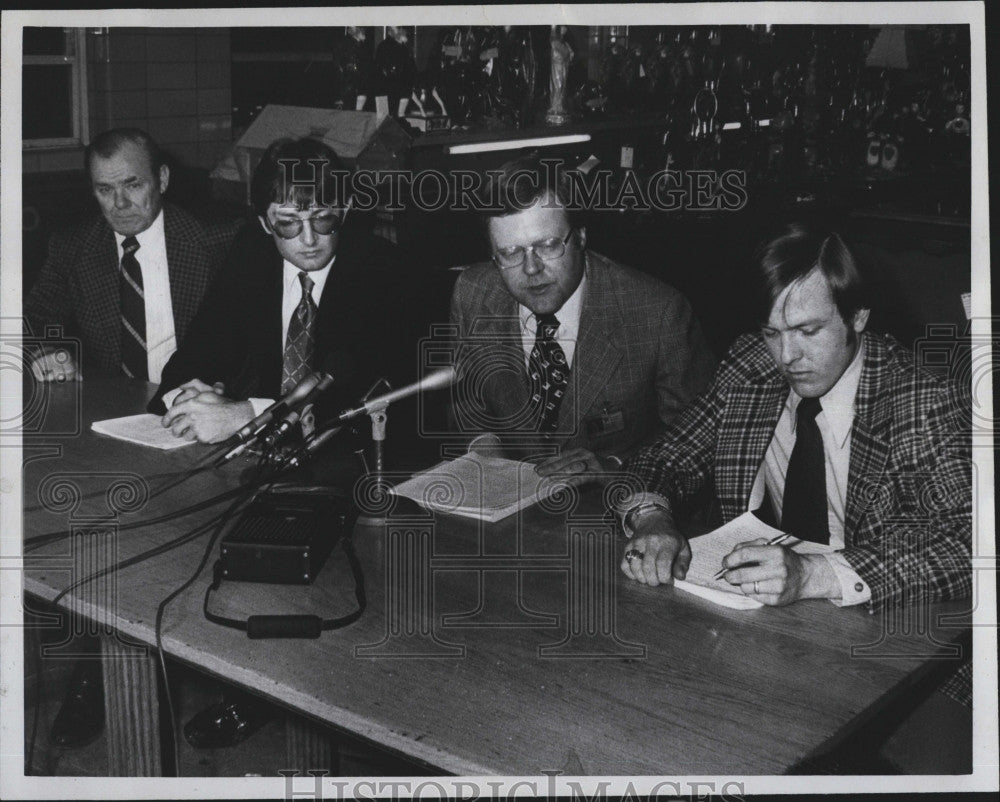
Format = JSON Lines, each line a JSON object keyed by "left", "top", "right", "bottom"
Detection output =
{"left": 759, "top": 118, "right": 771, "bottom": 127}
{"left": 722, "top": 121, "right": 742, "bottom": 131}
{"left": 448, "top": 134, "right": 591, "bottom": 155}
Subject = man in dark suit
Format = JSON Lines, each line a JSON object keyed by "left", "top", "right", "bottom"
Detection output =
{"left": 152, "top": 137, "right": 407, "bottom": 443}
{"left": 23, "top": 128, "right": 239, "bottom": 750}
{"left": 617, "top": 225, "right": 971, "bottom": 768}
{"left": 449, "top": 153, "right": 715, "bottom": 480}
{"left": 25, "top": 127, "right": 239, "bottom": 383}
{"left": 151, "top": 137, "right": 411, "bottom": 750}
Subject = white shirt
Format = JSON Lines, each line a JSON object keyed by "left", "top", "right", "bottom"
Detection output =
{"left": 113, "top": 210, "right": 173, "bottom": 384}
{"left": 749, "top": 339, "right": 871, "bottom": 606}
{"left": 517, "top": 274, "right": 586, "bottom": 369}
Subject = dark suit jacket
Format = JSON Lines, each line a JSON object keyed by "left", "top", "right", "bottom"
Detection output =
{"left": 24, "top": 202, "right": 241, "bottom": 376}
{"left": 448, "top": 252, "right": 716, "bottom": 458}
{"left": 149, "top": 222, "right": 411, "bottom": 419}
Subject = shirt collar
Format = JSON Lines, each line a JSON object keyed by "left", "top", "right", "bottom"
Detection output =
{"left": 282, "top": 255, "right": 336, "bottom": 295}
{"left": 114, "top": 208, "right": 165, "bottom": 254}
{"left": 517, "top": 265, "right": 587, "bottom": 338}
{"left": 788, "top": 337, "right": 865, "bottom": 449}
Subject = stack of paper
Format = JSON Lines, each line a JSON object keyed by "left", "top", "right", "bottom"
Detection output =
{"left": 91, "top": 414, "right": 196, "bottom": 451}
{"left": 677, "top": 511, "right": 833, "bottom": 610}
{"left": 390, "top": 452, "right": 560, "bottom": 522}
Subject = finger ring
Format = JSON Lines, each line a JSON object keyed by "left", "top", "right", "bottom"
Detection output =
{"left": 624, "top": 548, "right": 644, "bottom": 563}
{"left": 753, "top": 580, "right": 760, "bottom": 594}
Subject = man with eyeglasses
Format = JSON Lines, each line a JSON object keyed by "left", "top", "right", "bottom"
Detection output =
{"left": 150, "top": 137, "right": 406, "bottom": 445}
{"left": 449, "top": 153, "right": 715, "bottom": 480}
{"left": 146, "top": 137, "right": 409, "bottom": 749}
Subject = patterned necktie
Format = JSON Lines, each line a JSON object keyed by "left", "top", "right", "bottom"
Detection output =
{"left": 282, "top": 272, "right": 318, "bottom": 395}
{"left": 527, "top": 313, "right": 570, "bottom": 432}
{"left": 781, "top": 396, "right": 830, "bottom": 545}
{"left": 119, "top": 236, "right": 147, "bottom": 380}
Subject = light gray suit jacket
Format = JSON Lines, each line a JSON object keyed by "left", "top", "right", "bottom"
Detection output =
{"left": 448, "top": 251, "right": 715, "bottom": 458}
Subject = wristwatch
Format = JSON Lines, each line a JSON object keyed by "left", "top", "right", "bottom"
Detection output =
{"left": 621, "top": 500, "right": 671, "bottom": 538}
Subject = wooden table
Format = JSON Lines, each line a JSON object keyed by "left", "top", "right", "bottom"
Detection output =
{"left": 21, "top": 380, "right": 971, "bottom": 776}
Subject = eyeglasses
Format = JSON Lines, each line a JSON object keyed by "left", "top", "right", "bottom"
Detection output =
{"left": 269, "top": 211, "right": 345, "bottom": 240}
{"left": 492, "top": 228, "right": 575, "bottom": 269}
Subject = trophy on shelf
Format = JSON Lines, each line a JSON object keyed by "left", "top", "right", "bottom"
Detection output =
{"left": 374, "top": 26, "right": 417, "bottom": 118}
{"left": 332, "top": 26, "right": 373, "bottom": 111}
{"left": 545, "top": 25, "right": 574, "bottom": 125}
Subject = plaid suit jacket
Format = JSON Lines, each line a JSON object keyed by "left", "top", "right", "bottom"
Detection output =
{"left": 25, "top": 202, "right": 241, "bottom": 376}
{"left": 628, "top": 330, "right": 973, "bottom": 608}
{"left": 448, "top": 252, "right": 716, "bottom": 458}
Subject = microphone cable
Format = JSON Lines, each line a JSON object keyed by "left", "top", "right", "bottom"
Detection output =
{"left": 23, "top": 441, "right": 232, "bottom": 514}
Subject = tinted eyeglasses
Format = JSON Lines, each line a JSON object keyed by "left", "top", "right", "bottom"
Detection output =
{"left": 269, "top": 211, "right": 345, "bottom": 240}
{"left": 492, "top": 228, "right": 575, "bottom": 270}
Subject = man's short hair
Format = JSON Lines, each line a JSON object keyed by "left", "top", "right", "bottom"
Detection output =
{"left": 477, "top": 152, "right": 581, "bottom": 229}
{"left": 755, "top": 224, "right": 869, "bottom": 326}
{"left": 84, "top": 127, "right": 164, "bottom": 176}
{"left": 250, "top": 137, "right": 350, "bottom": 218}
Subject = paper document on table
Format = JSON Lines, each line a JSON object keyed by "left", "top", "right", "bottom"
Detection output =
{"left": 91, "top": 414, "right": 196, "bottom": 450}
{"left": 390, "top": 452, "right": 558, "bottom": 522}
{"left": 677, "top": 511, "right": 834, "bottom": 610}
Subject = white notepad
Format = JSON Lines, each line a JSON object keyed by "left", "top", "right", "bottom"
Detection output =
{"left": 677, "top": 511, "right": 833, "bottom": 610}
{"left": 91, "top": 414, "right": 196, "bottom": 451}
{"left": 390, "top": 452, "right": 561, "bottom": 522}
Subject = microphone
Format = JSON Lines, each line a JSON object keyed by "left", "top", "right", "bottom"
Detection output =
{"left": 338, "top": 367, "right": 456, "bottom": 422}
{"left": 283, "top": 425, "right": 344, "bottom": 469}
{"left": 265, "top": 372, "right": 336, "bottom": 445}
{"left": 233, "top": 372, "right": 322, "bottom": 443}
{"left": 216, "top": 372, "right": 335, "bottom": 466}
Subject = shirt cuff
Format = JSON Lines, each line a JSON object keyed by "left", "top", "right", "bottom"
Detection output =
{"left": 161, "top": 387, "right": 182, "bottom": 409}
{"left": 248, "top": 398, "right": 274, "bottom": 417}
{"left": 823, "top": 551, "right": 872, "bottom": 607}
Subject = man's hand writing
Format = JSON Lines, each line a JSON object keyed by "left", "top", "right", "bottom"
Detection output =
{"left": 720, "top": 538, "right": 840, "bottom": 605}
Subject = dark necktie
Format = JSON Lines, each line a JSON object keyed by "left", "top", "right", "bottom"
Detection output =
{"left": 282, "top": 272, "right": 318, "bottom": 395}
{"left": 781, "top": 396, "right": 830, "bottom": 545}
{"left": 119, "top": 236, "right": 147, "bottom": 380}
{"left": 527, "top": 313, "right": 569, "bottom": 432}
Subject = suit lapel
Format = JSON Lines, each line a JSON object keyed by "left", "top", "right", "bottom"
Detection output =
{"left": 78, "top": 218, "right": 122, "bottom": 358}
{"left": 719, "top": 378, "right": 788, "bottom": 517}
{"left": 477, "top": 279, "right": 532, "bottom": 420}
{"left": 845, "top": 334, "right": 893, "bottom": 537}
{"left": 163, "top": 204, "right": 206, "bottom": 340}
{"left": 560, "top": 254, "right": 623, "bottom": 432}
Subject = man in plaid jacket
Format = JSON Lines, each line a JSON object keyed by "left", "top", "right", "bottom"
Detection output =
{"left": 618, "top": 225, "right": 972, "bottom": 708}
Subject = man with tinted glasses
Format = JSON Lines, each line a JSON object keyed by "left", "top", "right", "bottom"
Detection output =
{"left": 449, "top": 153, "right": 714, "bottom": 480}
{"left": 147, "top": 137, "right": 408, "bottom": 749}
{"left": 151, "top": 137, "right": 407, "bottom": 443}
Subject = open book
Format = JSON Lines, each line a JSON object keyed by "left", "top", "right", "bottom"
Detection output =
{"left": 91, "top": 414, "right": 196, "bottom": 451}
{"left": 678, "top": 511, "right": 834, "bottom": 610}
{"left": 390, "top": 452, "right": 559, "bottom": 522}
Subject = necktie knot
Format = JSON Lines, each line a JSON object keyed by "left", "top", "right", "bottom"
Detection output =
{"left": 536, "top": 313, "right": 559, "bottom": 340}
{"left": 797, "top": 396, "right": 822, "bottom": 424}
{"left": 298, "top": 271, "right": 314, "bottom": 296}
{"left": 122, "top": 236, "right": 140, "bottom": 257}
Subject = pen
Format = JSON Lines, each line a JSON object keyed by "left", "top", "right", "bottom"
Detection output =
{"left": 712, "top": 532, "right": 791, "bottom": 580}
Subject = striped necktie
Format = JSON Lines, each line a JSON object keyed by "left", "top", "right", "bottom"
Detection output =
{"left": 282, "top": 271, "right": 318, "bottom": 395}
{"left": 527, "top": 313, "right": 569, "bottom": 432}
{"left": 119, "top": 235, "right": 147, "bottom": 380}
